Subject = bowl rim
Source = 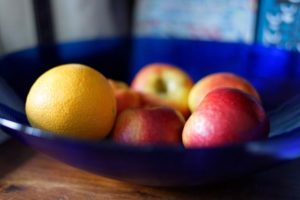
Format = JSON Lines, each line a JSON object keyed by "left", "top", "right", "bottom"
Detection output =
{"left": 1, "top": 116, "right": 299, "bottom": 156}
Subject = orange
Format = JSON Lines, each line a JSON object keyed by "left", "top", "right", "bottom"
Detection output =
{"left": 25, "top": 63, "right": 117, "bottom": 140}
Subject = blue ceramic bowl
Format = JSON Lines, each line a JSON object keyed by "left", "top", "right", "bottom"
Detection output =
{"left": 1, "top": 39, "right": 300, "bottom": 186}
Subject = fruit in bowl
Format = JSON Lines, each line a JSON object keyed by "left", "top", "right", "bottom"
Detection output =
{"left": 108, "top": 79, "right": 141, "bottom": 115}
{"left": 25, "top": 62, "right": 269, "bottom": 150}
{"left": 112, "top": 106, "right": 185, "bottom": 146}
{"left": 131, "top": 63, "right": 193, "bottom": 118}
{"left": 188, "top": 72, "right": 261, "bottom": 112}
{"left": 25, "top": 63, "right": 117, "bottom": 140}
{"left": 183, "top": 88, "right": 269, "bottom": 148}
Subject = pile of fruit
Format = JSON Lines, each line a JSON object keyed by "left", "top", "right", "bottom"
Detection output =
{"left": 25, "top": 63, "right": 269, "bottom": 148}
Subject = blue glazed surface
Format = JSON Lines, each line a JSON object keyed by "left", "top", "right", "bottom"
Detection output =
{"left": 1, "top": 38, "right": 300, "bottom": 186}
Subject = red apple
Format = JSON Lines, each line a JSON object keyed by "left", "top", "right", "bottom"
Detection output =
{"left": 188, "top": 72, "right": 261, "bottom": 112}
{"left": 108, "top": 79, "right": 141, "bottom": 115}
{"left": 131, "top": 63, "right": 193, "bottom": 118}
{"left": 183, "top": 88, "right": 269, "bottom": 148}
{"left": 112, "top": 106, "right": 185, "bottom": 146}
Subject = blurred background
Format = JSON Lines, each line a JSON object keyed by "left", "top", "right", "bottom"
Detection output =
{"left": 0, "top": 0, "right": 299, "bottom": 55}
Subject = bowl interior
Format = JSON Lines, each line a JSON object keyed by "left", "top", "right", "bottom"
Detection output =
{"left": 1, "top": 39, "right": 300, "bottom": 186}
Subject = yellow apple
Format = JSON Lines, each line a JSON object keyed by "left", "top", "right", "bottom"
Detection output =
{"left": 131, "top": 63, "right": 193, "bottom": 118}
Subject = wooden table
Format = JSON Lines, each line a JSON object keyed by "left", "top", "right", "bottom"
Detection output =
{"left": 0, "top": 139, "right": 300, "bottom": 200}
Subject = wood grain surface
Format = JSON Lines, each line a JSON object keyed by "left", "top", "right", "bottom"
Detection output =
{"left": 0, "top": 139, "right": 300, "bottom": 200}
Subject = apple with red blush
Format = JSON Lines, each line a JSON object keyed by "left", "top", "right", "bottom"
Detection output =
{"left": 183, "top": 88, "right": 269, "bottom": 148}
{"left": 188, "top": 72, "right": 261, "bottom": 112}
{"left": 112, "top": 106, "right": 185, "bottom": 146}
{"left": 108, "top": 79, "right": 141, "bottom": 115}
